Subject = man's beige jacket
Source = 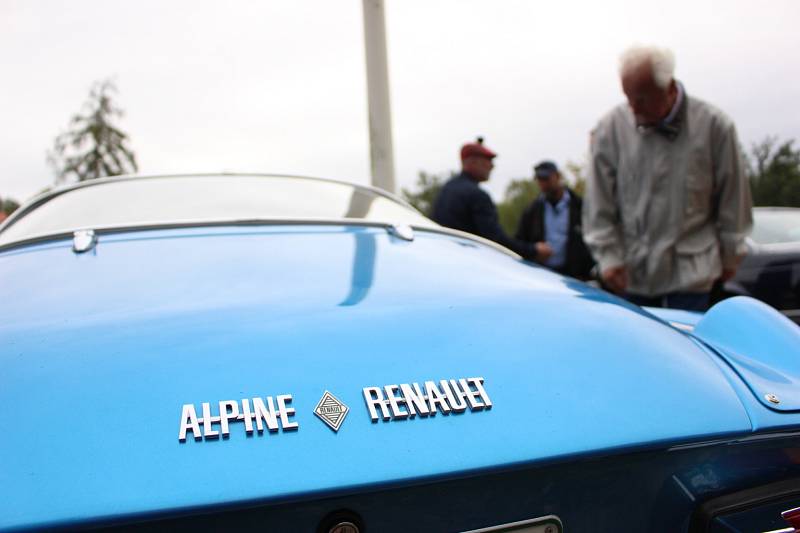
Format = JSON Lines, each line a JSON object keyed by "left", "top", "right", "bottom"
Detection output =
{"left": 583, "top": 90, "right": 753, "bottom": 296}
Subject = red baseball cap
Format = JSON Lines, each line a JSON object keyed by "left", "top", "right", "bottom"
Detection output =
{"left": 460, "top": 137, "right": 497, "bottom": 161}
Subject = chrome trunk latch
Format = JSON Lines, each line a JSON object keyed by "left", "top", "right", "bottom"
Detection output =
{"left": 387, "top": 224, "right": 414, "bottom": 241}
{"left": 765, "top": 393, "right": 781, "bottom": 405}
{"left": 72, "top": 229, "right": 97, "bottom": 253}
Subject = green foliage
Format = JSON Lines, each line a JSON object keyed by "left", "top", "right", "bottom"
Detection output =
{"left": 401, "top": 171, "right": 453, "bottom": 216}
{"left": 48, "top": 79, "right": 138, "bottom": 183}
{"left": 564, "top": 160, "right": 587, "bottom": 197}
{"left": 1, "top": 197, "right": 20, "bottom": 216}
{"left": 748, "top": 137, "right": 800, "bottom": 207}
{"left": 497, "top": 179, "right": 539, "bottom": 235}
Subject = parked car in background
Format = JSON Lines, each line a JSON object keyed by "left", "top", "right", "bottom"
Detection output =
{"left": 1, "top": 175, "right": 800, "bottom": 532}
{"left": 717, "top": 207, "right": 800, "bottom": 323}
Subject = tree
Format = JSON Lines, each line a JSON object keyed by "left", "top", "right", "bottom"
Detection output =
{"left": 564, "top": 160, "right": 587, "bottom": 197}
{"left": 0, "top": 196, "right": 20, "bottom": 222}
{"left": 48, "top": 79, "right": 138, "bottom": 183}
{"left": 748, "top": 137, "right": 800, "bottom": 207}
{"left": 3, "top": 197, "right": 20, "bottom": 215}
{"left": 401, "top": 171, "right": 453, "bottom": 216}
{"left": 497, "top": 179, "right": 539, "bottom": 235}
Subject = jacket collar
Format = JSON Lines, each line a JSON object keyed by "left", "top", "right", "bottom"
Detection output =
{"left": 653, "top": 81, "right": 687, "bottom": 140}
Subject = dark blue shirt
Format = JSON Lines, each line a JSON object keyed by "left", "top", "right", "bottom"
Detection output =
{"left": 432, "top": 172, "right": 537, "bottom": 259}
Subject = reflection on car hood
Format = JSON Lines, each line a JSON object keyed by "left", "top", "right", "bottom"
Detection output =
{"left": 0, "top": 225, "right": 753, "bottom": 529}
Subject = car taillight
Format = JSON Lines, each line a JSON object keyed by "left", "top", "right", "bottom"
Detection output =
{"left": 781, "top": 506, "right": 800, "bottom": 532}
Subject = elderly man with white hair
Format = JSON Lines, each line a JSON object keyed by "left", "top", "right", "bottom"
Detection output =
{"left": 583, "top": 45, "right": 753, "bottom": 311}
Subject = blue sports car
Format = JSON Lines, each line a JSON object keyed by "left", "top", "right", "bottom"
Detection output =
{"left": 1, "top": 174, "right": 799, "bottom": 532}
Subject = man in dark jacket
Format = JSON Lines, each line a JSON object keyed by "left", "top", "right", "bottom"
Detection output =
{"left": 432, "top": 138, "right": 550, "bottom": 262}
{"left": 516, "top": 161, "right": 594, "bottom": 279}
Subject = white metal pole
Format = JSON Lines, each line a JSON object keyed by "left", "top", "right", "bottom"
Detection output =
{"left": 362, "top": 0, "right": 396, "bottom": 194}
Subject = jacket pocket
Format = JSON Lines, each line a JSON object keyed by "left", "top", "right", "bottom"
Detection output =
{"left": 675, "top": 229, "right": 721, "bottom": 290}
{"left": 684, "top": 146, "right": 713, "bottom": 218}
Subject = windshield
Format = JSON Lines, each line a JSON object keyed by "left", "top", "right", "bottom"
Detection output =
{"left": 751, "top": 209, "right": 800, "bottom": 245}
{"left": 0, "top": 175, "right": 435, "bottom": 247}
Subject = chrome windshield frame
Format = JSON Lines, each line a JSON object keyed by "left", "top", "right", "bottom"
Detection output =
{"left": 0, "top": 218, "right": 520, "bottom": 259}
{"left": 0, "top": 172, "right": 422, "bottom": 237}
{"left": 0, "top": 174, "right": 521, "bottom": 259}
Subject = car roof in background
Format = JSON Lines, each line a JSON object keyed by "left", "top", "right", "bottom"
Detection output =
{"left": 753, "top": 206, "right": 800, "bottom": 212}
{"left": 751, "top": 206, "right": 800, "bottom": 246}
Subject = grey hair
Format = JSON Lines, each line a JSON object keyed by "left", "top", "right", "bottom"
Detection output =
{"left": 619, "top": 45, "right": 675, "bottom": 89}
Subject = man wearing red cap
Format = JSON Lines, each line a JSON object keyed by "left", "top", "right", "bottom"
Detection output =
{"left": 432, "top": 138, "right": 548, "bottom": 261}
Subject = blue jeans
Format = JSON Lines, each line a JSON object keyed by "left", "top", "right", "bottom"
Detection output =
{"left": 625, "top": 292, "right": 710, "bottom": 312}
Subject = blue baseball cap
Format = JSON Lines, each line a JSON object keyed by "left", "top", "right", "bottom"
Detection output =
{"left": 534, "top": 161, "right": 559, "bottom": 179}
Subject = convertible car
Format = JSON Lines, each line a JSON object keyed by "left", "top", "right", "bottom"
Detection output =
{"left": 1, "top": 174, "right": 800, "bottom": 532}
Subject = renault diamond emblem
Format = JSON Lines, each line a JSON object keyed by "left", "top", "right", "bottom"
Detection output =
{"left": 314, "top": 391, "right": 349, "bottom": 432}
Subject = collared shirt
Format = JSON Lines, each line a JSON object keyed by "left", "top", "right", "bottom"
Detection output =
{"left": 662, "top": 81, "right": 685, "bottom": 126}
{"left": 654, "top": 81, "right": 686, "bottom": 140}
{"left": 543, "top": 189, "right": 570, "bottom": 268}
{"left": 637, "top": 81, "right": 686, "bottom": 140}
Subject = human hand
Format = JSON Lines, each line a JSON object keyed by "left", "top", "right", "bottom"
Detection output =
{"left": 535, "top": 242, "right": 553, "bottom": 262}
{"left": 601, "top": 265, "right": 628, "bottom": 294}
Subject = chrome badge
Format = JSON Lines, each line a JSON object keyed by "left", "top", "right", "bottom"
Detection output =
{"left": 314, "top": 391, "right": 349, "bottom": 432}
{"left": 179, "top": 378, "right": 491, "bottom": 442}
{"left": 363, "top": 377, "right": 491, "bottom": 422}
{"left": 178, "top": 394, "right": 298, "bottom": 442}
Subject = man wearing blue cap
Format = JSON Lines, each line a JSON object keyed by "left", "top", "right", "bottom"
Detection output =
{"left": 516, "top": 161, "right": 594, "bottom": 279}
{"left": 432, "top": 138, "right": 549, "bottom": 261}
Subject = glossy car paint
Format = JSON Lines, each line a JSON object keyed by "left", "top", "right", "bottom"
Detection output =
{"left": 644, "top": 307, "right": 703, "bottom": 328}
{"left": 694, "top": 297, "right": 800, "bottom": 412}
{"left": 1, "top": 224, "right": 800, "bottom": 531}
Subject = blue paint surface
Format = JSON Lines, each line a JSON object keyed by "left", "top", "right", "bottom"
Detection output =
{"left": 644, "top": 307, "right": 703, "bottom": 327}
{"left": 694, "top": 296, "right": 800, "bottom": 411}
{"left": 0, "top": 225, "right": 795, "bottom": 530}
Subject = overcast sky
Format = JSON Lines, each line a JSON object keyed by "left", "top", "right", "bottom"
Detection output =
{"left": 2, "top": 0, "right": 799, "bottom": 203}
